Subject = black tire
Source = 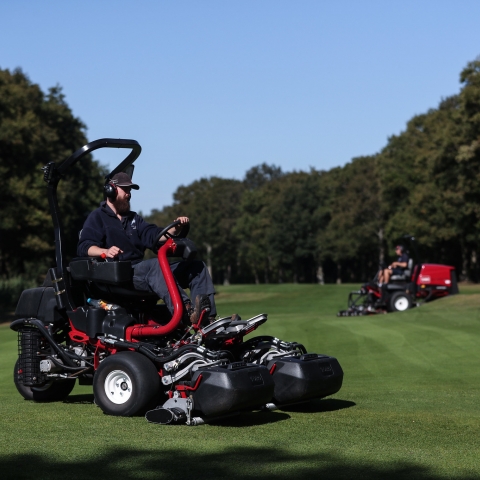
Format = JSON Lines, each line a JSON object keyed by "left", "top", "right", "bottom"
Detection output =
{"left": 14, "top": 359, "right": 76, "bottom": 402}
{"left": 388, "top": 291, "right": 413, "bottom": 312}
{"left": 93, "top": 351, "right": 160, "bottom": 416}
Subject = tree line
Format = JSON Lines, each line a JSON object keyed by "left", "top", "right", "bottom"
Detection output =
{"left": 2, "top": 60, "right": 480, "bottom": 288}
{"left": 147, "top": 59, "right": 480, "bottom": 284}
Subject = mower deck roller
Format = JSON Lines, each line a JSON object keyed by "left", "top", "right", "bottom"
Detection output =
{"left": 189, "top": 363, "right": 275, "bottom": 417}
{"left": 267, "top": 354, "right": 343, "bottom": 405}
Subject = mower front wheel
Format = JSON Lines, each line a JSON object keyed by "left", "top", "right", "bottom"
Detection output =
{"left": 93, "top": 351, "right": 160, "bottom": 416}
{"left": 388, "top": 291, "right": 413, "bottom": 312}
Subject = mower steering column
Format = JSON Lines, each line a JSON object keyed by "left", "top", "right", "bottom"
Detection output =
{"left": 126, "top": 239, "right": 184, "bottom": 340}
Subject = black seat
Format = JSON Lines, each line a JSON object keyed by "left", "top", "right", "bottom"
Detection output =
{"left": 390, "top": 258, "right": 414, "bottom": 282}
{"left": 69, "top": 258, "right": 158, "bottom": 302}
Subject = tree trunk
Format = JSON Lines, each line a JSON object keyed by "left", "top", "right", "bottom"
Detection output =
{"left": 471, "top": 249, "right": 478, "bottom": 282}
{"left": 204, "top": 243, "right": 213, "bottom": 279}
{"left": 336, "top": 262, "right": 342, "bottom": 284}
{"left": 377, "top": 227, "right": 385, "bottom": 266}
{"left": 278, "top": 268, "right": 283, "bottom": 284}
{"left": 293, "top": 272, "right": 298, "bottom": 283}
{"left": 223, "top": 265, "right": 231, "bottom": 286}
{"left": 316, "top": 265, "right": 324, "bottom": 285}
{"left": 461, "top": 241, "right": 469, "bottom": 282}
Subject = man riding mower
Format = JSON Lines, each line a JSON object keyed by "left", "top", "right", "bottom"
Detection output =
{"left": 338, "top": 238, "right": 458, "bottom": 316}
{"left": 11, "top": 138, "right": 343, "bottom": 425}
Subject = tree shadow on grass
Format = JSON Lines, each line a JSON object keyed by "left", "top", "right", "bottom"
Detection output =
{"left": 1, "top": 446, "right": 477, "bottom": 480}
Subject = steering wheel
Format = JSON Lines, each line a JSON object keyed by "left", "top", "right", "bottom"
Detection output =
{"left": 152, "top": 220, "right": 183, "bottom": 252}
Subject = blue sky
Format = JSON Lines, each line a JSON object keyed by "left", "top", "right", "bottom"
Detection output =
{"left": 1, "top": 1, "right": 480, "bottom": 214}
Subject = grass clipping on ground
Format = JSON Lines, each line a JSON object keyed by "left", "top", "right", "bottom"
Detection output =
{"left": 1, "top": 284, "right": 479, "bottom": 480}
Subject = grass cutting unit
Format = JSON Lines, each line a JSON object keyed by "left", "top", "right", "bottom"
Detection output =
{"left": 11, "top": 139, "right": 343, "bottom": 425}
{"left": 338, "top": 237, "right": 458, "bottom": 316}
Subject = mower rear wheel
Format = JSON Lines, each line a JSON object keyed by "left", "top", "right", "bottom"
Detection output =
{"left": 93, "top": 351, "right": 160, "bottom": 416}
{"left": 14, "top": 359, "right": 76, "bottom": 402}
{"left": 388, "top": 291, "right": 413, "bottom": 312}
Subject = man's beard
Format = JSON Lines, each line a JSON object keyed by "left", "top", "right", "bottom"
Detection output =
{"left": 114, "top": 197, "right": 131, "bottom": 215}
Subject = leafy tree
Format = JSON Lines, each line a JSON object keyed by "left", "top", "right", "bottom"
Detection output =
{"left": 0, "top": 68, "right": 106, "bottom": 281}
{"left": 146, "top": 177, "right": 245, "bottom": 284}
{"left": 320, "top": 156, "right": 383, "bottom": 283}
{"left": 376, "top": 73, "right": 476, "bottom": 278}
{"left": 244, "top": 163, "right": 284, "bottom": 190}
{"left": 235, "top": 169, "right": 332, "bottom": 283}
{"left": 454, "top": 59, "right": 480, "bottom": 279}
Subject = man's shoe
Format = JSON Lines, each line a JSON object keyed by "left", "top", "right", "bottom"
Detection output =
{"left": 189, "top": 294, "right": 211, "bottom": 324}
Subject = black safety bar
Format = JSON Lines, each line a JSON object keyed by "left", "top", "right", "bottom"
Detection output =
{"left": 401, "top": 234, "right": 421, "bottom": 296}
{"left": 57, "top": 138, "right": 141, "bottom": 176}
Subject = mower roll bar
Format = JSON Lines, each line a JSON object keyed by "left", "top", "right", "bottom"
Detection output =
{"left": 401, "top": 234, "right": 422, "bottom": 294}
{"left": 57, "top": 138, "right": 141, "bottom": 177}
{"left": 43, "top": 138, "right": 142, "bottom": 311}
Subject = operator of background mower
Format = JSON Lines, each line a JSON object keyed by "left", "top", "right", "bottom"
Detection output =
{"left": 77, "top": 172, "right": 216, "bottom": 326}
{"left": 377, "top": 245, "right": 409, "bottom": 286}
{"left": 11, "top": 138, "right": 343, "bottom": 426}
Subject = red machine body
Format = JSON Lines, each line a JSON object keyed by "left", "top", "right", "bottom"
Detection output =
{"left": 414, "top": 264, "right": 456, "bottom": 300}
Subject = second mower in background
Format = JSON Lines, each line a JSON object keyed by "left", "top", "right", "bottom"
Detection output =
{"left": 338, "top": 236, "right": 459, "bottom": 316}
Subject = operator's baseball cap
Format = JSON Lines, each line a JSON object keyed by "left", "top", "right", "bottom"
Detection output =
{"left": 110, "top": 172, "right": 139, "bottom": 190}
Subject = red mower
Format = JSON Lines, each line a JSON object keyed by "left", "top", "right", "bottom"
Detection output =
{"left": 338, "top": 237, "right": 459, "bottom": 316}
{"left": 11, "top": 139, "right": 343, "bottom": 425}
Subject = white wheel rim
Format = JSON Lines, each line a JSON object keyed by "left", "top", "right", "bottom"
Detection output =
{"left": 394, "top": 297, "right": 409, "bottom": 311}
{"left": 104, "top": 370, "right": 133, "bottom": 404}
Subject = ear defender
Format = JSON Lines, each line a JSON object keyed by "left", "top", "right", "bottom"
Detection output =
{"left": 104, "top": 182, "right": 117, "bottom": 199}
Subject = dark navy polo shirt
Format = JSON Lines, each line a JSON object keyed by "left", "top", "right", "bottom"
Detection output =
{"left": 77, "top": 201, "right": 162, "bottom": 264}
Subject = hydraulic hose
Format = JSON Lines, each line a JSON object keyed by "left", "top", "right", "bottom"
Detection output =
{"left": 17, "top": 318, "right": 77, "bottom": 367}
{"left": 46, "top": 355, "right": 91, "bottom": 372}
{"left": 105, "top": 338, "right": 229, "bottom": 364}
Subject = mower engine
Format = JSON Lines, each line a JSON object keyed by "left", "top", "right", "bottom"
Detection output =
{"left": 414, "top": 264, "right": 458, "bottom": 301}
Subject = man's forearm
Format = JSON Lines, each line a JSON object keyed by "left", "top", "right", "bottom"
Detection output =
{"left": 390, "top": 262, "right": 407, "bottom": 268}
{"left": 87, "top": 246, "right": 107, "bottom": 257}
{"left": 88, "top": 245, "right": 124, "bottom": 259}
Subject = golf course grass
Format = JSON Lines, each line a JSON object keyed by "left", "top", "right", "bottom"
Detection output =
{"left": 1, "top": 283, "right": 479, "bottom": 479}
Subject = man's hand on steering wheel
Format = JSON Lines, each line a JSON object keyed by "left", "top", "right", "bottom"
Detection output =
{"left": 170, "top": 217, "right": 189, "bottom": 236}
{"left": 153, "top": 217, "right": 190, "bottom": 252}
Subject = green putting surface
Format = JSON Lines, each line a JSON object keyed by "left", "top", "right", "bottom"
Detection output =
{"left": 1, "top": 284, "right": 479, "bottom": 479}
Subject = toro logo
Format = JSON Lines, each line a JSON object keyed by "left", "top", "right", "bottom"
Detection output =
{"left": 249, "top": 373, "right": 264, "bottom": 386}
{"left": 319, "top": 363, "right": 333, "bottom": 376}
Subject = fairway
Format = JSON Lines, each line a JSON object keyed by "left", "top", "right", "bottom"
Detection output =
{"left": 1, "top": 284, "right": 479, "bottom": 479}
